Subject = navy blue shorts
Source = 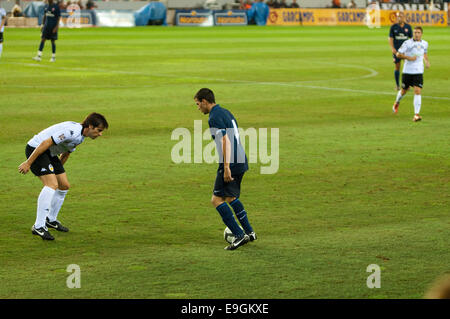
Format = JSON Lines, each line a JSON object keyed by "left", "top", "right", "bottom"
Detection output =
{"left": 25, "top": 144, "right": 65, "bottom": 176}
{"left": 213, "top": 170, "right": 244, "bottom": 198}
{"left": 42, "top": 27, "right": 58, "bottom": 40}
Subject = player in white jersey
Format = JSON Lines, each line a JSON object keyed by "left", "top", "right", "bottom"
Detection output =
{"left": 18, "top": 113, "right": 108, "bottom": 240}
{"left": 392, "top": 26, "right": 430, "bottom": 122}
{"left": 0, "top": 7, "right": 6, "bottom": 60}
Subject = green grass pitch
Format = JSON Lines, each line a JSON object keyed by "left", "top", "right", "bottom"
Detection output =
{"left": 0, "top": 26, "right": 449, "bottom": 299}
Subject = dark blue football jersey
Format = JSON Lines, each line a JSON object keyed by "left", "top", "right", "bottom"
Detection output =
{"left": 389, "top": 23, "right": 412, "bottom": 50}
{"left": 208, "top": 105, "right": 248, "bottom": 175}
{"left": 43, "top": 4, "right": 61, "bottom": 29}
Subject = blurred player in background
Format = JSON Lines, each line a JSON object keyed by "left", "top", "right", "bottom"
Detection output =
{"left": 194, "top": 88, "right": 257, "bottom": 251}
{"left": 18, "top": 113, "right": 108, "bottom": 240}
{"left": 392, "top": 26, "right": 430, "bottom": 122}
{"left": 389, "top": 12, "right": 412, "bottom": 91}
{"left": 0, "top": 6, "right": 6, "bottom": 60}
{"left": 33, "top": 0, "right": 60, "bottom": 62}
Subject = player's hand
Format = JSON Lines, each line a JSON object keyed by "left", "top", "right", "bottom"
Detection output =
{"left": 224, "top": 167, "right": 234, "bottom": 183}
{"left": 53, "top": 27, "right": 58, "bottom": 33}
{"left": 18, "top": 161, "right": 30, "bottom": 174}
{"left": 408, "top": 56, "right": 417, "bottom": 61}
{"left": 425, "top": 61, "right": 430, "bottom": 69}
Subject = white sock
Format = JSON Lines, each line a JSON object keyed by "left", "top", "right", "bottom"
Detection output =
{"left": 35, "top": 186, "right": 56, "bottom": 229}
{"left": 48, "top": 189, "right": 68, "bottom": 222}
{"left": 37, "top": 50, "right": 42, "bottom": 57}
{"left": 414, "top": 94, "right": 421, "bottom": 114}
{"left": 0, "top": 43, "right": 3, "bottom": 58}
{"left": 395, "top": 90, "right": 404, "bottom": 103}
{"left": 51, "top": 53, "right": 56, "bottom": 58}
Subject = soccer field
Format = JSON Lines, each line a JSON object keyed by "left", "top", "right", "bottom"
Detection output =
{"left": 0, "top": 26, "right": 449, "bottom": 299}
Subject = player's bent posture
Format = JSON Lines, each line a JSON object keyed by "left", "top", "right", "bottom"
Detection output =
{"left": 194, "top": 88, "right": 256, "bottom": 251}
{"left": 392, "top": 26, "right": 430, "bottom": 122}
{"left": 389, "top": 12, "right": 412, "bottom": 91}
{"left": 0, "top": 6, "right": 6, "bottom": 60}
{"left": 18, "top": 113, "right": 108, "bottom": 240}
{"left": 33, "top": 0, "right": 60, "bottom": 62}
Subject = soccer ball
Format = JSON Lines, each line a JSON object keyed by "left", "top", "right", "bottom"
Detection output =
{"left": 224, "top": 226, "right": 243, "bottom": 244}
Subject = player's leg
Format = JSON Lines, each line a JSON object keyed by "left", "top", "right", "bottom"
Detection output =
{"left": 0, "top": 32, "right": 4, "bottom": 59}
{"left": 46, "top": 172, "right": 70, "bottom": 231}
{"left": 31, "top": 174, "right": 57, "bottom": 240}
{"left": 50, "top": 39, "right": 56, "bottom": 62}
{"left": 226, "top": 196, "right": 257, "bottom": 241}
{"left": 393, "top": 74, "right": 410, "bottom": 113}
{"left": 224, "top": 173, "right": 256, "bottom": 240}
{"left": 413, "top": 85, "right": 422, "bottom": 122}
{"left": 33, "top": 37, "right": 46, "bottom": 61}
{"left": 24, "top": 145, "right": 55, "bottom": 239}
{"left": 211, "top": 194, "right": 244, "bottom": 239}
{"left": 394, "top": 61, "right": 401, "bottom": 91}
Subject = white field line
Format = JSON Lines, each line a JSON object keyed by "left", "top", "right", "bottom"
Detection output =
{"left": 4, "top": 61, "right": 450, "bottom": 101}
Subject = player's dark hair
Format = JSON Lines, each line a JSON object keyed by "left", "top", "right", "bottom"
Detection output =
{"left": 82, "top": 112, "right": 109, "bottom": 129}
{"left": 414, "top": 26, "right": 423, "bottom": 33}
{"left": 194, "top": 88, "right": 215, "bottom": 104}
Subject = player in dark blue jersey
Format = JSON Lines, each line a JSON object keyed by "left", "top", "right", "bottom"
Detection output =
{"left": 33, "top": 0, "right": 60, "bottom": 62}
{"left": 194, "top": 88, "right": 256, "bottom": 251}
{"left": 388, "top": 12, "right": 412, "bottom": 91}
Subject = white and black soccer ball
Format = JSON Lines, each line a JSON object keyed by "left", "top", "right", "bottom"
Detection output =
{"left": 223, "top": 226, "right": 243, "bottom": 244}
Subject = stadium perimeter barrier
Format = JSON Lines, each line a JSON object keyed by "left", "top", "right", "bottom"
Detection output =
{"left": 20, "top": 1, "right": 165, "bottom": 27}
{"left": 266, "top": 8, "right": 448, "bottom": 27}
{"left": 9, "top": 2, "right": 449, "bottom": 28}
{"left": 174, "top": 9, "right": 248, "bottom": 26}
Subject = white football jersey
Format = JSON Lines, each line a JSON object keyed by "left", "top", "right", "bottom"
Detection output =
{"left": 0, "top": 8, "right": 6, "bottom": 33}
{"left": 398, "top": 39, "right": 428, "bottom": 75}
{"left": 28, "top": 122, "right": 85, "bottom": 157}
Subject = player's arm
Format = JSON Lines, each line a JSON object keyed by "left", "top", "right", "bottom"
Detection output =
{"left": 388, "top": 37, "right": 397, "bottom": 54}
{"left": 222, "top": 134, "right": 234, "bottom": 183}
{"left": 18, "top": 137, "right": 54, "bottom": 174}
{"left": 424, "top": 53, "right": 430, "bottom": 69}
{"left": 53, "top": 16, "right": 60, "bottom": 33}
{"left": 53, "top": 8, "right": 60, "bottom": 33}
{"left": 59, "top": 152, "right": 70, "bottom": 165}
{"left": 41, "top": 13, "right": 46, "bottom": 30}
{"left": 0, "top": 15, "right": 6, "bottom": 29}
{"left": 395, "top": 51, "right": 416, "bottom": 61}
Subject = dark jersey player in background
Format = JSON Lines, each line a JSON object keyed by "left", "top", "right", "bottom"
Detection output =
{"left": 389, "top": 11, "right": 412, "bottom": 91}
{"left": 194, "top": 88, "right": 257, "bottom": 251}
{"left": 33, "top": 0, "right": 60, "bottom": 62}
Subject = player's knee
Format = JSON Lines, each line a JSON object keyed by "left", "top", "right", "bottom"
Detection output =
{"left": 46, "top": 181, "right": 59, "bottom": 190}
{"left": 225, "top": 197, "right": 236, "bottom": 203}
{"left": 211, "top": 196, "right": 224, "bottom": 207}
{"left": 59, "top": 182, "right": 70, "bottom": 191}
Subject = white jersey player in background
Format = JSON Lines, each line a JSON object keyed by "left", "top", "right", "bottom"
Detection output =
{"left": 392, "top": 26, "right": 430, "bottom": 122}
{"left": 18, "top": 113, "right": 108, "bottom": 240}
{"left": 0, "top": 6, "right": 6, "bottom": 59}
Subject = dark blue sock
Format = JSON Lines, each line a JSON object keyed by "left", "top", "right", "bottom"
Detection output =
{"left": 216, "top": 203, "right": 244, "bottom": 238}
{"left": 230, "top": 199, "right": 253, "bottom": 234}
{"left": 38, "top": 41, "right": 45, "bottom": 52}
{"left": 394, "top": 70, "right": 400, "bottom": 87}
{"left": 51, "top": 41, "right": 56, "bottom": 54}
